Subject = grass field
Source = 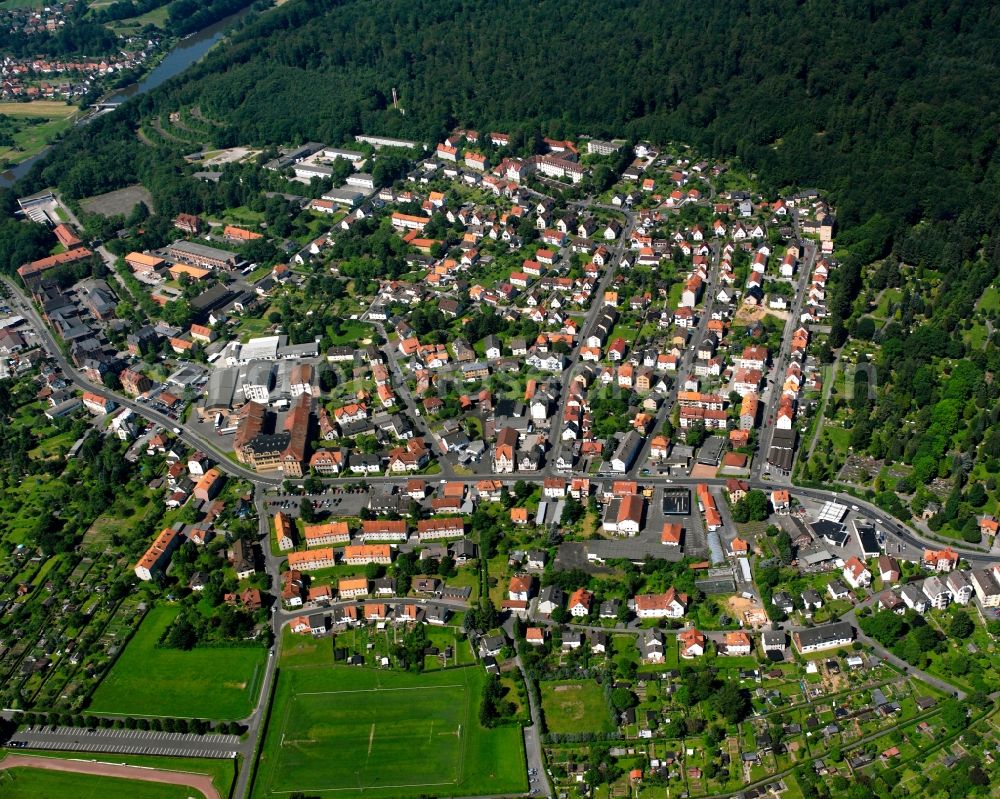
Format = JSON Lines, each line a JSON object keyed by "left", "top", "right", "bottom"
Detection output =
{"left": 0, "top": 100, "right": 76, "bottom": 117}
{"left": 977, "top": 284, "right": 1000, "bottom": 313}
{"left": 539, "top": 679, "right": 614, "bottom": 734}
{"left": 0, "top": 100, "right": 77, "bottom": 164}
{"left": 0, "top": 768, "right": 197, "bottom": 799}
{"left": 88, "top": 605, "right": 266, "bottom": 720}
{"left": 254, "top": 663, "right": 526, "bottom": 798}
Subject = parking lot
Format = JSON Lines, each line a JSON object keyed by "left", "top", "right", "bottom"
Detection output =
{"left": 265, "top": 487, "right": 373, "bottom": 518}
{"left": 8, "top": 726, "right": 241, "bottom": 759}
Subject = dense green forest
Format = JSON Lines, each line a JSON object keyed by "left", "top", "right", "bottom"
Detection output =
{"left": 0, "top": 14, "right": 118, "bottom": 58}
{"left": 14, "top": 0, "right": 1000, "bottom": 258}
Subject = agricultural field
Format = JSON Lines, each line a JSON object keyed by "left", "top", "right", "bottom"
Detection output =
{"left": 540, "top": 679, "right": 614, "bottom": 734}
{"left": 0, "top": 101, "right": 78, "bottom": 165}
{"left": 253, "top": 662, "right": 526, "bottom": 799}
{"left": 88, "top": 605, "right": 266, "bottom": 720}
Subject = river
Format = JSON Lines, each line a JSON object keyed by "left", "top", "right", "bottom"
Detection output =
{"left": 0, "top": 5, "right": 255, "bottom": 188}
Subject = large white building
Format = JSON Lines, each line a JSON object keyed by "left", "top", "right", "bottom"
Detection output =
{"left": 242, "top": 361, "right": 274, "bottom": 403}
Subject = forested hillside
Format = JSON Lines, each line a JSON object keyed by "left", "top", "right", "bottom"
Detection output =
{"left": 9, "top": 0, "right": 1000, "bottom": 328}
{"left": 157, "top": 0, "right": 1000, "bottom": 231}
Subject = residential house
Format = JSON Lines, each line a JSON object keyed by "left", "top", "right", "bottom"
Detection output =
{"left": 842, "top": 557, "right": 871, "bottom": 590}
{"left": 634, "top": 588, "right": 687, "bottom": 619}
{"left": 678, "top": 627, "right": 706, "bottom": 659}
{"left": 792, "top": 622, "right": 853, "bottom": 654}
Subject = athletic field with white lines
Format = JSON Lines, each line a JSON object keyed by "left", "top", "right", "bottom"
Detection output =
{"left": 254, "top": 663, "right": 526, "bottom": 798}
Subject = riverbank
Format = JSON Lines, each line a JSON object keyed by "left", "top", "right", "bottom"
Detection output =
{"left": 0, "top": 2, "right": 259, "bottom": 187}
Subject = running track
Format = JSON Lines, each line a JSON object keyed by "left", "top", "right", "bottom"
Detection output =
{"left": 0, "top": 754, "right": 219, "bottom": 799}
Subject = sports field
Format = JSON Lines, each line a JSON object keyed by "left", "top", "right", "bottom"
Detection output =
{"left": 88, "top": 605, "right": 266, "bottom": 720}
{"left": 254, "top": 662, "right": 526, "bottom": 798}
{"left": 540, "top": 679, "right": 615, "bottom": 734}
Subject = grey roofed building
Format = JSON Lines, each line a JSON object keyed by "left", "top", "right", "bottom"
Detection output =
{"left": 296, "top": 162, "right": 333, "bottom": 177}
{"left": 278, "top": 341, "right": 319, "bottom": 359}
{"left": 82, "top": 284, "right": 117, "bottom": 318}
{"left": 167, "top": 239, "right": 239, "bottom": 268}
{"left": 767, "top": 427, "right": 797, "bottom": 473}
{"left": 441, "top": 431, "right": 471, "bottom": 452}
{"left": 827, "top": 579, "right": 849, "bottom": 599}
{"left": 190, "top": 284, "right": 235, "bottom": 315}
{"left": 537, "top": 585, "right": 564, "bottom": 613}
{"left": 599, "top": 599, "right": 622, "bottom": 618}
{"left": 480, "top": 634, "right": 506, "bottom": 655}
{"left": 326, "top": 345, "right": 356, "bottom": 362}
{"left": 762, "top": 630, "right": 786, "bottom": 651}
{"left": 322, "top": 187, "right": 365, "bottom": 206}
{"left": 339, "top": 418, "right": 376, "bottom": 438}
{"left": 439, "top": 585, "right": 472, "bottom": 600}
{"left": 697, "top": 436, "right": 725, "bottom": 466}
{"left": 664, "top": 443, "right": 694, "bottom": 469}
{"left": 323, "top": 147, "right": 365, "bottom": 162}
{"left": 772, "top": 591, "right": 794, "bottom": 612}
{"left": 450, "top": 539, "right": 477, "bottom": 562}
{"left": 802, "top": 588, "right": 823, "bottom": 607}
{"left": 810, "top": 519, "right": 848, "bottom": 547}
{"left": 611, "top": 429, "right": 644, "bottom": 472}
{"left": 853, "top": 521, "right": 881, "bottom": 557}
{"left": 244, "top": 432, "right": 290, "bottom": 455}
{"left": 661, "top": 488, "right": 691, "bottom": 515}
{"left": 801, "top": 548, "right": 836, "bottom": 566}
{"left": 792, "top": 621, "right": 853, "bottom": 653}
{"left": 204, "top": 366, "right": 239, "bottom": 410}
{"left": 308, "top": 613, "right": 327, "bottom": 634}
{"left": 263, "top": 142, "right": 325, "bottom": 171}
{"left": 900, "top": 583, "right": 927, "bottom": 611}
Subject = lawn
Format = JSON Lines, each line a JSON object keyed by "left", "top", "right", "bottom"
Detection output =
{"left": 253, "top": 663, "right": 526, "bottom": 799}
{"left": 0, "top": 768, "right": 197, "bottom": 799}
{"left": 88, "top": 604, "right": 266, "bottom": 720}
{"left": 539, "top": 679, "right": 614, "bottom": 734}
{"left": 327, "top": 319, "right": 375, "bottom": 345}
{"left": 977, "top": 284, "right": 1000, "bottom": 313}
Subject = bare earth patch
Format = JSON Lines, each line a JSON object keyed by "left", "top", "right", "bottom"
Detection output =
{"left": 80, "top": 184, "right": 155, "bottom": 218}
